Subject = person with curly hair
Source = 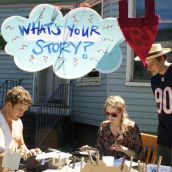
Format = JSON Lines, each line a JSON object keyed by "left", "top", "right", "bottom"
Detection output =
{"left": 0, "top": 86, "right": 41, "bottom": 171}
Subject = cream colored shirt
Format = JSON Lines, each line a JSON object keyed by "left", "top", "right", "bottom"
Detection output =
{"left": 0, "top": 112, "right": 23, "bottom": 152}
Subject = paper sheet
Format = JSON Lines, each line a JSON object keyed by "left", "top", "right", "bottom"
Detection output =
{"left": 2, "top": 150, "right": 21, "bottom": 170}
{"left": 36, "top": 151, "right": 72, "bottom": 160}
{"left": 114, "top": 158, "right": 138, "bottom": 167}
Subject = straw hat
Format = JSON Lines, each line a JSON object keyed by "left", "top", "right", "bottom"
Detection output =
{"left": 135, "top": 43, "right": 172, "bottom": 61}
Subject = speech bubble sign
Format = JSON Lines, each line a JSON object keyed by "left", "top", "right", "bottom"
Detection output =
{"left": 95, "top": 18, "right": 124, "bottom": 73}
{"left": 1, "top": 4, "right": 124, "bottom": 79}
{"left": 96, "top": 44, "right": 122, "bottom": 73}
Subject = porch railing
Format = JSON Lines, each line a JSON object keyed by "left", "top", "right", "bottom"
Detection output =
{"left": 35, "top": 83, "right": 70, "bottom": 148}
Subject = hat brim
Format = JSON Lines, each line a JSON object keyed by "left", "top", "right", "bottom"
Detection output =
{"left": 135, "top": 48, "right": 172, "bottom": 61}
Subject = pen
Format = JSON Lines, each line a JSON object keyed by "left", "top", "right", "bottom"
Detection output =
{"left": 157, "top": 156, "right": 162, "bottom": 172}
{"left": 120, "top": 156, "right": 126, "bottom": 171}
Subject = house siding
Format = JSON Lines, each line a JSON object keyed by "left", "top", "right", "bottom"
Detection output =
{"left": 0, "top": 4, "right": 33, "bottom": 28}
{"left": 0, "top": 1, "right": 82, "bottom": 98}
{"left": 107, "top": 43, "right": 158, "bottom": 133}
{"left": 0, "top": 4, "right": 35, "bottom": 94}
{"left": 71, "top": 1, "right": 158, "bottom": 133}
{"left": 0, "top": 1, "right": 82, "bottom": 100}
{"left": 71, "top": 1, "right": 116, "bottom": 126}
{"left": 71, "top": 74, "right": 107, "bottom": 126}
{"left": 0, "top": 1, "right": 159, "bottom": 133}
{"left": 0, "top": 52, "right": 33, "bottom": 94}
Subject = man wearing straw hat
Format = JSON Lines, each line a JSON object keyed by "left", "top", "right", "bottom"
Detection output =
{"left": 138, "top": 43, "right": 172, "bottom": 166}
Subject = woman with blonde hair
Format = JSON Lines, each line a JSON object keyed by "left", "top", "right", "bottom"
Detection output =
{"left": 96, "top": 96, "right": 144, "bottom": 160}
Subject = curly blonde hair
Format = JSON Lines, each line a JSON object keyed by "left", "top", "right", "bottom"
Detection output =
{"left": 105, "top": 96, "right": 129, "bottom": 133}
{"left": 5, "top": 86, "right": 32, "bottom": 106}
{"left": 105, "top": 96, "right": 128, "bottom": 117}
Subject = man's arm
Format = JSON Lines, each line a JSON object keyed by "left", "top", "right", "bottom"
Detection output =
{"left": 18, "top": 120, "right": 32, "bottom": 157}
{"left": 19, "top": 120, "right": 41, "bottom": 157}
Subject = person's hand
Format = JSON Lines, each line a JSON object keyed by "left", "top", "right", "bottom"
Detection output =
{"left": 20, "top": 147, "right": 42, "bottom": 159}
{"left": 109, "top": 144, "right": 128, "bottom": 153}
{"left": 80, "top": 145, "right": 92, "bottom": 151}
{"left": 29, "top": 148, "right": 42, "bottom": 156}
{"left": 19, "top": 145, "right": 30, "bottom": 159}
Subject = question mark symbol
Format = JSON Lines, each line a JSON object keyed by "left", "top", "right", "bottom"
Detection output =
{"left": 82, "top": 42, "right": 94, "bottom": 59}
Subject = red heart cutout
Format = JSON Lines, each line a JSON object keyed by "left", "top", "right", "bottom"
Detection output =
{"left": 117, "top": 0, "right": 160, "bottom": 65}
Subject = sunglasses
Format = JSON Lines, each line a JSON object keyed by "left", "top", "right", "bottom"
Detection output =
{"left": 104, "top": 110, "right": 118, "bottom": 118}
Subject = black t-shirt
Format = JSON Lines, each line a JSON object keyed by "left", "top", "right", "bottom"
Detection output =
{"left": 151, "top": 64, "right": 172, "bottom": 146}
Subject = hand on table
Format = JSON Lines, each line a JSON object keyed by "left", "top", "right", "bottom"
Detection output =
{"left": 80, "top": 145, "right": 92, "bottom": 151}
{"left": 109, "top": 144, "right": 128, "bottom": 153}
{"left": 20, "top": 147, "right": 42, "bottom": 159}
{"left": 28, "top": 148, "right": 42, "bottom": 156}
{"left": 109, "top": 144, "right": 135, "bottom": 158}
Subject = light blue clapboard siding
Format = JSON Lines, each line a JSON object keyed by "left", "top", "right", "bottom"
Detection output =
{"left": 0, "top": 4, "right": 33, "bottom": 27}
{"left": 0, "top": 1, "right": 82, "bottom": 100}
{"left": 0, "top": 2, "right": 159, "bottom": 133}
{"left": 0, "top": 52, "right": 33, "bottom": 94}
{"left": 71, "top": 73, "right": 107, "bottom": 125}
{"left": 0, "top": 1, "right": 78, "bottom": 27}
{"left": 0, "top": 5, "right": 34, "bottom": 91}
{"left": 71, "top": 2, "right": 158, "bottom": 134}
{"left": 0, "top": 0, "right": 77, "bottom": 4}
{"left": 0, "top": 4, "right": 38, "bottom": 94}
{"left": 109, "top": 84, "right": 153, "bottom": 93}
{"left": 71, "top": 2, "right": 111, "bottom": 125}
{"left": 107, "top": 45, "right": 158, "bottom": 133}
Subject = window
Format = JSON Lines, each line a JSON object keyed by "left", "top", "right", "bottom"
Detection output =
{"left": 126, "top": 0, "right": 172, "bottom": 86}
{"left": 0, "top": 35, "right": 6, "bottom": 50}
{"left": 76, "top": 69, "right": 101, "bottom": 86}
{"left": 60, "top": 5, "right": 73, "bottom": 16}
{"left": 76, "top": 0, "right": 102, "bottom": 86}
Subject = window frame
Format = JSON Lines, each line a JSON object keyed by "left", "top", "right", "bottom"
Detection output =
{"left": 125, "top": 0, "right": 172, "bottom": 87}
{"left": 0, "top": 33, "right": 6, "bottom": 57}
{"left": 76, "top": 69, "right": 101, "bottom": 86}
{"left": 125, "top": 0, "right": 149, "bottom": 86}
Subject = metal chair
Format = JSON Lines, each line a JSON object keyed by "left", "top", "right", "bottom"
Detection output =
{"left": 140, "top": 133, "right": 158, "bottom": 164}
